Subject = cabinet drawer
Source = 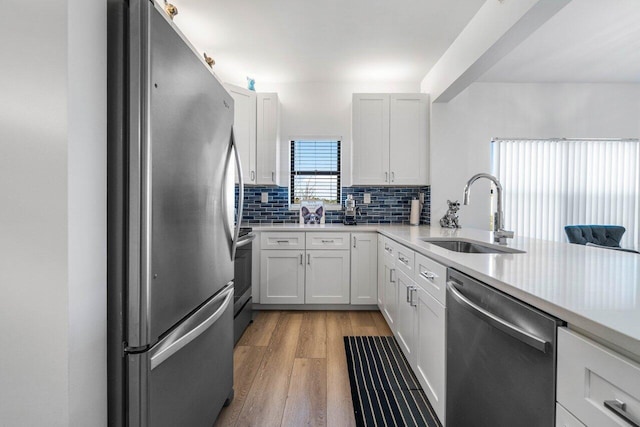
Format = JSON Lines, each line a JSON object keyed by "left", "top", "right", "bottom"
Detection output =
{"left": 556, "top": 404, "right": 585, "bottom": 427}
{"left": 415, "top": 253, "right": 447, "bottom": 306}
{"left": 306, "top": 232, "right": 350, "bottom": 250}
{"left": 557, "top": 328, "right": 640, "bottom": 427}
{"left": 260, "top": 232, "right": 305, "bottom": 250}
{"left": 381, "top": 237, "right": 397, "bottom": 261}
{"left": 396, "top": 245, "right": 415, "bottom": 279}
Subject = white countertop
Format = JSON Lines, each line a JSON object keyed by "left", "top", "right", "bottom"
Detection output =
{"left": 250, "top": 223, "right": 640, "bottom": 359}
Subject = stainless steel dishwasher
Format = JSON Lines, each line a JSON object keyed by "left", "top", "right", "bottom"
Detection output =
{"left": 446, "top": 268, "right": 564, "bottom": 426}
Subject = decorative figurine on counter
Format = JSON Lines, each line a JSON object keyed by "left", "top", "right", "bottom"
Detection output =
{"left": 247, "top": 77, "right": 255, "bottom": 91}
{"left": 440, "top": 199, "right": 461, "bottom": 228}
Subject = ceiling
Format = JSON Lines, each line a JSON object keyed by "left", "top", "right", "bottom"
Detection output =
{"left": 171, "top": 0, "right": 486, "bottom": 85}
{"left": 479, "top": 0, "right": 640, "bottom": 83}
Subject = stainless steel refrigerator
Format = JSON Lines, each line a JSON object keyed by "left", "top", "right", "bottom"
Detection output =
{"left": 107, "top": 1, "right": 245, "bottom": 425}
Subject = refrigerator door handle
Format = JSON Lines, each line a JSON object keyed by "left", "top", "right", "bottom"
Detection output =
{"left": 230, "top": 127, "right": 244, "bottom": 261}
{"left": 149, "top": 284, "right": 234, "bottom": 370}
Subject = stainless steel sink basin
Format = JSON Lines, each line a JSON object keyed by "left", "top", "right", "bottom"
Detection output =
{"left": 421, "top": 238, "right": 525, "bottom": 254}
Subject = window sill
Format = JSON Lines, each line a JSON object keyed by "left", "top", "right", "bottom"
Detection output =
{"left": 289, "top": 203, "right": 342, "bottom": 212}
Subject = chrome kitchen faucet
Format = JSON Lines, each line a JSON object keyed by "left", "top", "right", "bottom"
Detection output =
{"left": 463, "top": 173, "right": 514, "bottom": 244}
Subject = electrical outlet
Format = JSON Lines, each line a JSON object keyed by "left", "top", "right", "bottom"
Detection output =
{"left": 363, "top": 193, "right": 371, "bottom": 204}
{"left": 261, "top": 192, "right": 268, "bottom": 203}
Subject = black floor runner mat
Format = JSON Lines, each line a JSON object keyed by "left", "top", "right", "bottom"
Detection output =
{"left": 344, "top": 336, "right": 442, "bottom": 427}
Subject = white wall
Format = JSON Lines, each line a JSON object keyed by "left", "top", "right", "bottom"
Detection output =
{"left": 257, "top": 81, "right": 419, "bottom": 186}
{"left": 429, "top": 82, "right": 640, "bottom": 231}
{"left": 0, "top": 1, "right": 106, "bottom": 425}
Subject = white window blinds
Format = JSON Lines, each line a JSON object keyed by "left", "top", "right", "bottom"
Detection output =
{"left": 290, "top": 140, "right": 341, "bottom": 204}
{"left": 491, "top": 138, "right": 640, "bottom": 249}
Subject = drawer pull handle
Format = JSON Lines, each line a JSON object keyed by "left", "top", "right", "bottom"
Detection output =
{"left": 321, "top": 239, "right": 335, "bottom": 243}
{"left": 300, "top": 253, "right": 303, "bottom": 265}
{"left": 276, "top": 240, "right": 289, "bottom": 244}
{"left": 390, "top": 268, "right": 396, "bottom": 283}
{"left": 399, "top": 256, "right": 408, "bottom": 264}
{"left": 420, "top": 271, "right": 436, "bottom": 280}
{"left": 353, "top": 236, "right": 357, "bottom": 248}
{"left": 410, "top": 287, "right": 418, "bottom": 307}
{"left": 307, "top": 254, "right": 311, "bottom": 265}
{"left": 406, "top": 285, "right": 411, "bottom": 303}
{"left": 604, "top": 400, "right": 640, "bottom": 427}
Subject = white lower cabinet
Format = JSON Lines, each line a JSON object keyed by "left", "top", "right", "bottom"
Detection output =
{"left": 556, "top": 404, "right": 586, "bottom": 427}
{"left": 377, "top": 234, "right": 385, "bottom": 308}
{"left": 414, "top": 285, "right": 446, "bottom": 424}
{"left": 260, "top": 249, "right": 305, "bottom": 304}
{"left": 378, "top": 236, "right": 447, "bottom": 426}
{"left": 305, "top": 250, "right": 350, "bottom": 304}
{"left": 383, "top": 256, "right": 398, "bottom": 331}
{"left": 396, "top": 269, "right": 417, "bottom": 365}
{"left": 259, "top": 231, "right": 377, "bottom": 306}
{"left": 350, "top": 233, "right": 378, "bottom": 305}
{"left": 557, "top": 327, "right": 640, "bottom": 427}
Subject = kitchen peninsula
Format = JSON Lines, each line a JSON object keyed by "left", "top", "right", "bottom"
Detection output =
{"left": 251, "top": 223, "right": 640, "bottom": 359}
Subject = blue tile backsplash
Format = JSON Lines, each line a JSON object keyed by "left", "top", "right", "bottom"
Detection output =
{"left": 236, "top": 186, "right": 430, "bottom": 225}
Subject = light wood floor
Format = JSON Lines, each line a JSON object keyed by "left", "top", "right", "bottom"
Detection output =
{"left": 215, "top": 310, "right": 393, "bottom": 427}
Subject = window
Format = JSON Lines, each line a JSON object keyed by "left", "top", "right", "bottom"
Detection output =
{"left": 491, "top": 138, "right": 640, "bottom": 248}
{"left": 290, "top": 140, "right": 341, "bottom": 205}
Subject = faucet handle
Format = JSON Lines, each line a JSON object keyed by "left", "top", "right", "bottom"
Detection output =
{"left": 494, "top": 229, "right": 514, "bottom": 244}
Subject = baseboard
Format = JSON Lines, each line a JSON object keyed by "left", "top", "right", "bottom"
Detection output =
{"left": 253, "top": 303, "right": 380, "bottom": 311}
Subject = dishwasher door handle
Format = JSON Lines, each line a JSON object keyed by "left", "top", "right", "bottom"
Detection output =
{"left": 446, "top": 281, "right": 549, "bottom": 353}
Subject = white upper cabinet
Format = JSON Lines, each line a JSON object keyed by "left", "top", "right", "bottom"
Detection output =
{"left": 224, "top": 84, "right": 280, "bottom": 185}
{"left": 352, "top": 94, "right": 390, "bottom": 185}
{"left": 225, "top": 84, "right": 256, "bottom": 184}
{"left": 352, "top": 93, "right": 429, "bottom": 185}
{"left": 256, "top": 93, "right": 280, "bottom": 185}
{"left": 389, "top": 94, "right": 429, "bottom": 185}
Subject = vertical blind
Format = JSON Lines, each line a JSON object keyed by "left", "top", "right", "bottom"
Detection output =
{"left": 290, "top": 140, "right": 341, "bottom": 204}
{"left": 491, "top": 138, "right": 640, "bottom": 249}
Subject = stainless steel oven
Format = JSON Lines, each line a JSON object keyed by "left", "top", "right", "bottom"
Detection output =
{"left": 233, "top": 227, "right": 255, "bottom": 344}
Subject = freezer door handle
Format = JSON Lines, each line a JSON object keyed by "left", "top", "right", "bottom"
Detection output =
{"left": 149, "top": 284, "right": 234, "bottom": 370}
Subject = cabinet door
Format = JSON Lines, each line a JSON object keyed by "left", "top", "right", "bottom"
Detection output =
{"left": 415, "top": 286, "right": 446, "bottom": 424}
{"left": 352, "top": 94, "right": 390, "bottom": 185}
{"left": 389, "top": 94, "right": 429, "bottom": 185}
{"left": 305, "top": 250, "right": 350, "bottom": 304}
{"left": 350, "top": 233, "right": 378, "bottom": 305}
{"left": 260, "top": 250, "right": 304, "bottom": 304}
{"left": 225, "top": 84, "right": 256, "bottom": 184}
{"left": 382, "top": 257, "right": 397, "bottom": 331}
{"left": 395, "top": 270, "right": 417, "bottom": 365}
{"left": 256, "top": 93, "right": 279, "bottom": 185}
{"left": 377, "top": 235, "right": 385, "bottom": 309}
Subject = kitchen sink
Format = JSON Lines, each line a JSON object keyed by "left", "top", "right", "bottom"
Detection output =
{"left": 421, "top": 238, "right": 525, "bottom": 254}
